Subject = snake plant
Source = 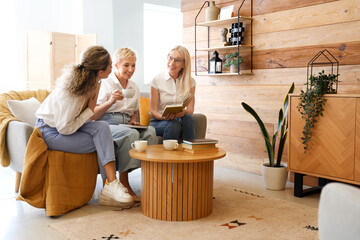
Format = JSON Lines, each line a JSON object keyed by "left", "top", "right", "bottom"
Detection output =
{"left": 241, "top": 83, "right": 295, "bottom": 167}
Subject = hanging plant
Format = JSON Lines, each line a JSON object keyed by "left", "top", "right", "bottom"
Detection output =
{"left": 297, "top": 70, "right": 339, "bottom": 153}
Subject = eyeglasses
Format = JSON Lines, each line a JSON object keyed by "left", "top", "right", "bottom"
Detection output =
{"left": 167, "top": 56, "right": 184, "bottom": 63}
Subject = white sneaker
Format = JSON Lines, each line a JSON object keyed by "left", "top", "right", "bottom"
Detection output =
{"left": 99, "top": 179, "right": 134, "bottom": 206}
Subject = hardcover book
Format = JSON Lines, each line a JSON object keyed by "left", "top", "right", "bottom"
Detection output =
{"left": 162, "top": 91, "right": 193, "bottom": 117}
{"left": 182, "top": 138, "right": 218, "bottom": 145}
{"left": 182, "top": 143, "right": 217, "bottom": 150}
{"left": 183, "top": 147, "right": 219, "bottom": 154}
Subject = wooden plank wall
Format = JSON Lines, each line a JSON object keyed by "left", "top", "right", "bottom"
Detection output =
{"left": 181, "top": 0, "right": 360, "bottom": 175}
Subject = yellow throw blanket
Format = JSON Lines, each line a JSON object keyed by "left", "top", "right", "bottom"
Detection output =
{"left": 0, "top": 89, "right": 49, "bottom": 167}
{"left": 17, "top": 128, "right": 98, "bottom": 216}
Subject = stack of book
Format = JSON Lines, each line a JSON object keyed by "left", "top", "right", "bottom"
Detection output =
{"left": 182, "top": 138, "right": 219, "bottom": 154}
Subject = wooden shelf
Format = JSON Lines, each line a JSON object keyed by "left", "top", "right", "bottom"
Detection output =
{"left": 194, "top": 1, "right": 253, "bottom": 76}
{"left": 197, "top": 16, "right": 253, "bottom": 27}
{"left": 197, "top": 45, "right": 254, "bottom": 51}
{"left": 196, "top": 72, "right": 253, "bottom": 76}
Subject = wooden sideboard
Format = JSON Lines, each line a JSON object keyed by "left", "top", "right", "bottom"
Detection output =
{"left": 288, "top": 94, "right": 360, "bottom": 197}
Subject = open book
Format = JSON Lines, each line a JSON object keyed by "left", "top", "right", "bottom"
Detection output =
{"left": 162, "top": 91, "right": 193, "bottom": 117}
{"left": 119, "top": 124, "right": 148, "bottom": 129}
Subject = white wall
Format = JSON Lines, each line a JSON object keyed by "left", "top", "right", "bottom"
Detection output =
{"left": 83, "top": 0, "right": 181, "bottom": 92}
{"left": 0, "top": 0, "right": 180, "bottom": 93}
{"left": 0, "top": 0, "right": 83, "bottom": 93}
{"left": 83, "top": 0, "right": 114, "bottom": 53}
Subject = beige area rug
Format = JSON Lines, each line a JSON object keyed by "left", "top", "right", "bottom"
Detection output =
{"left": 48, "top": 185, "right": 318, "bottom": 240}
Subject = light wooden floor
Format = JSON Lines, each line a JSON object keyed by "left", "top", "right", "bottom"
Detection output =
{"left": 0, "top": 164, "right": 320, "bottom": 240}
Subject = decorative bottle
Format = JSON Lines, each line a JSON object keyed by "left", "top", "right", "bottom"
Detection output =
{"left": 206, "top": 1, "right": 220, "bottom": 22}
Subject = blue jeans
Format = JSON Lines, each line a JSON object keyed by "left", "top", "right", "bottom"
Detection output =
{"left": 97, "top": 113, "right": 158, "bottom": 178}
{"left": 149, "top": 113, "right": 196, "bottom": 141}
{"left": 35, "top": 119, "right": 115, "bottom": 168}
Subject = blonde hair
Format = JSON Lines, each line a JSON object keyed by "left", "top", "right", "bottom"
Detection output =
{"left": 113, "top": 47, "right": 137, "bottom": 65}
{"left": 169, "top": 45, "right": 192, "bottom": 96}
{"left": 57, "top": 46, "right": 110, "bottom": 96}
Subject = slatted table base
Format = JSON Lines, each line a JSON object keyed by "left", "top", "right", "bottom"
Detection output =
{"left": 141, "top": 160, "right": 214, "bottom": 221}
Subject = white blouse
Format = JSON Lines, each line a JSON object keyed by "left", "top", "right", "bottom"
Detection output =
{"left": 35, "top": 87, "right": 93, "bottom": 135}
{"left": 151, "top": 72, "right": 196, "bottom": 114}
{"left": 97, "top": 72, "right": 140, "bottom": 116}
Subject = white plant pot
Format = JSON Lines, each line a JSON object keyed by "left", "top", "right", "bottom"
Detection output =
{"left": 230, "top": 64, "right": 238, "bottom": 73}
{"left": 262, "top": 163, "right": 288, "bottom": 191}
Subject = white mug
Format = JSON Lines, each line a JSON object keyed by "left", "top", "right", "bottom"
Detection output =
{"left": 122, "top": 89, "right": 135, "bottom": 98}
{"left": 163, "top": 139, "right": 179, "bottom": 151}
{"left": 131, "top": 140, "right": 147, "bottom": 152}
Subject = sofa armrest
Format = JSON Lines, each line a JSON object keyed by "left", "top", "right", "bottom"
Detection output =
{"left": 6, "top": 120, "right": 34, "bottom": 172}
{"left": 193, "top": 113, "right": 207, "bottom": 139}
{"left": 319, "top": 182, "right": 360, "bottom": 240}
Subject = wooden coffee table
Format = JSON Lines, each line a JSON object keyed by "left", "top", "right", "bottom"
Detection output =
{"left": 129, "top": 144, "right": 226, "bottom": 221}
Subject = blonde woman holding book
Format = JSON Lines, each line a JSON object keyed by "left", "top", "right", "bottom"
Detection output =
{"left": 150, "top": 45, "right": 196, "bottom": 141}
{"left": 93, "top": 47, "right": 157, "bottom": 202}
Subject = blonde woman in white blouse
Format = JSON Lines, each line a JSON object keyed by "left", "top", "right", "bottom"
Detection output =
{"left": 93, "top": 47, "right": 157, "bottom": 202}
{"left": 35, "top": 46, "right": 133, "bottom": 207}
{"left": 150, "top": 45, "right": 196, "bottom": 141}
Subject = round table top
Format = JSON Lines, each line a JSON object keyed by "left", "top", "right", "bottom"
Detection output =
{"left": 129, "top": 144, "right": 226, "bottom": 163}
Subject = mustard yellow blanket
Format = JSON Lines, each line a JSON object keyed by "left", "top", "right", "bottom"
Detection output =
{"left": 17, "top": 128, "right": 98, "bottom": 216}
{"left": 0, "top": 90, "right": 49, "bottom": 167}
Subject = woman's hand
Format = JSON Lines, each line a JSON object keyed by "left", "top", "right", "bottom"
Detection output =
{"left": 175, "top": 109, "right": 186, "bottom": 119}
{"left": 129, "top": 120, "right": 140, "bottom": 125}
{"left": 163, "top": 113, "right": 177, "bottom": 120}
{"left": 109, "top": 89, "right": 124, "bottom": 104}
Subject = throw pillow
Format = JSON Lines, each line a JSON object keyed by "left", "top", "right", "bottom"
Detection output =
{"left": 7, "top": 97, "right": 41, "bottom": 126}
{"left": 139, "top": 97, "right": 151, "bottom": 126}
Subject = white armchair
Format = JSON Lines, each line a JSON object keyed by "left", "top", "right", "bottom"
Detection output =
{"left": 318, "top": 182, "right": 360, "bottom": 240}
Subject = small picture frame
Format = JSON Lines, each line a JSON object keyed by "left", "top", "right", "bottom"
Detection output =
{"left": 219, "top": 5, "right": 234, "bottom": 20}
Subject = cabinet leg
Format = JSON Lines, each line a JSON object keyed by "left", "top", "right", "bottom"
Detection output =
{"left": 294, "top": 173, "right": 327, "bottom": 198}
{"left": 294, "top": 173, "right": 304, "bottom": 197}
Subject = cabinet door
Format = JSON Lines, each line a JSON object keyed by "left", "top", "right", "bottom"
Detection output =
{"left": 51, "top": 32, "right": 76, "bottom": 89}
{"left": 289, "top": 96, "right": 356, "bottom": 180}
{"left": 355, "top": 99, "right": 360, "bottom": 181}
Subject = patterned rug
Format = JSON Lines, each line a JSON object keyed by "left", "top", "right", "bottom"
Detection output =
{"left": 48, "top": 185, "right": 318, "bottom": 240}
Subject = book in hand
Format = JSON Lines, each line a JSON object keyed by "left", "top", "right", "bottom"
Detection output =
{"left": 182, "top": 138, "right": 218, "bottom": 145}
{"left": 183, "top": 147, "right": 219, "bottom": 154}
{"left": 118, "top": 123, "right": 148, "bottom": 129}
{"left": 161, "top": 91, "right": 193, "bottom": 117}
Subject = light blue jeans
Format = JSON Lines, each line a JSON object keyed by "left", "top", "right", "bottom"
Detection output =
{"left": 97, "top": 112, "right": 158, "bottom": 178}
{"left": 149, "top": 113, "right": 196, "bottom": 141}
{"left": 35, "top": 119, "right": 115, "bottom": 169}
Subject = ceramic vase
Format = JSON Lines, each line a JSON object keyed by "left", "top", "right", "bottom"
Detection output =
{"left": 262, "top": 163, "right": 288, "bottom": 190}
{"left": 230, "top": 64, "right": 238, "bottom": 73}
{"left": 206, "top": 1, "right": 220, "bottom": 22}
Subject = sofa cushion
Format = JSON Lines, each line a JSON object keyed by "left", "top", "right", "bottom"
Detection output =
{"left": 7, "top": 97, "right": 41, "bottom": 126}
{"left": 139, "top": 96, "right": 151, "bottom": 126}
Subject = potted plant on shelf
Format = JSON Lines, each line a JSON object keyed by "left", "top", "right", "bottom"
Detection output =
{"left": 223, "top": 52, "right": 242, "bottom": 73}
{"left": 297, "top": 70, "right": 339, "bottom": 153}
{"left": 241, "top": 83, "right": 295, "bottom": 190}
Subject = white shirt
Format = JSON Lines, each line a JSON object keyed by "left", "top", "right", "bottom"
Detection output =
{"left": 35, "top": 87, "right": 93, "bottom": 135}
{"left": 151, "top": 71, "right": 196, "bottom": 114}
{"left": 97, "top": 72, "right": 140, "bottom": 116}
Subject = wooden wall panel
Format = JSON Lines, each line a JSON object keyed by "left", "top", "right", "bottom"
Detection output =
{"left": 254, "top": 0, "right": 359, "bottom": 34}
{"left": 183, "top": 0, "right": 360, "bottom": 175}
{"left": 183, "top": 0, "right": 339, "bottom": 28}
{"left": 193, "top": 65, "right": 360, "bottom": 86}
{"left": 190, "top": 42, "right": 360, "bottom": 71}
